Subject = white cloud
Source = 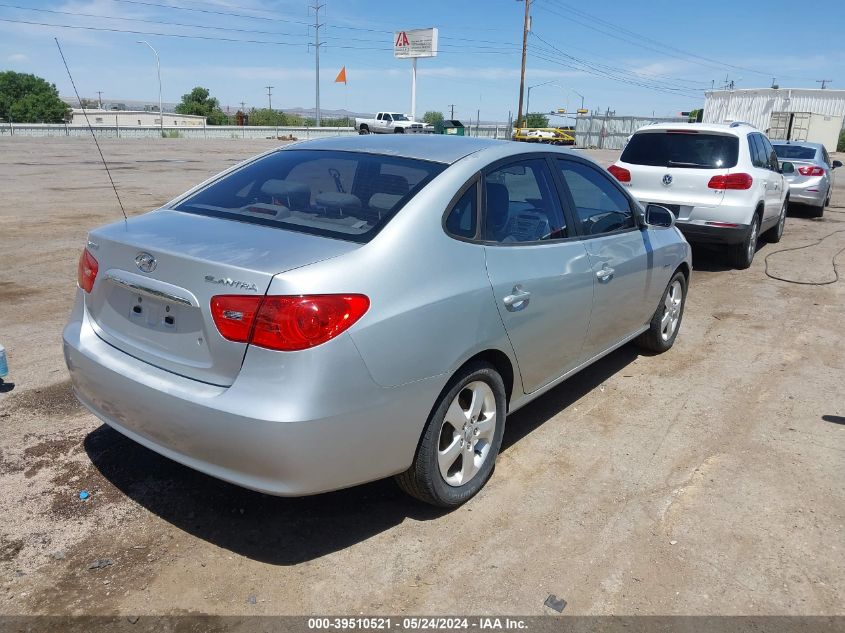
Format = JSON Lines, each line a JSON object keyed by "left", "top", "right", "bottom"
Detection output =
{"left": 7, "top": 53, "right": 28, "bottom": 62}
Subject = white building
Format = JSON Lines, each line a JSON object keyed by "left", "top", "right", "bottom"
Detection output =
{"left": 69, "top": 109, "right": 207, "bottom": 127}
{"left": 702, "top": 88, "right": 845, "bottom": 152}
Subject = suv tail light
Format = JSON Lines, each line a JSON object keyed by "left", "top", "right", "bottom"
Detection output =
{"left": 707, "top": 173, "right": 753, "bottom": 190}
{"left": 211, "top": 294, "right": 370, "bottom": 351}
{"left": 77, "top": 248, "right": 99, "bottom": 293}
{"left": 797, "top": 165, "right": 825, "bottom": 176}
{"left": 607, "top": 165, "right": 631, "bottom": 182}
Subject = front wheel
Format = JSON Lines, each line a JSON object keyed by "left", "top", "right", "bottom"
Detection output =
{"left": 396, "top": 362, "right": 506, "bottom": 507}
{"left": 730, "top": 214, "right": 760, "bottom": 269}
{"left": 635, "top": 271, "right": 687, "bottom": 353}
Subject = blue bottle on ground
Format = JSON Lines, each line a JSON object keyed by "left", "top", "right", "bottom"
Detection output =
{"left": 0, "top": 344, "right": 8, "bottom": 378}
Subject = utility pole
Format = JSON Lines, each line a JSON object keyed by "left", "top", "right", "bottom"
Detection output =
{"left": 97, "top": 91, "right": 103, "bottom": 108}
{"left": 309, "top": 2, "right": 325, "bottom": 127}
{"left": 448, "top": 104, "right": 456, "bottom": 119}
{"left": 240, "top": 101, "right": 246, "bottom": 112}
{"left": 816, "top": 79, "right": 832, "bottom": 89}
{"left": 516, "top": 0, "right": 530, "bottom": 129}
{"left": 265, "top": 86, "right": 274, "bottom": 111}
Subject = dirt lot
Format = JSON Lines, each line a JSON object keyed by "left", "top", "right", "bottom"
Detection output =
{"left": 0, "top": 137, "right": 843, "bottom": 617}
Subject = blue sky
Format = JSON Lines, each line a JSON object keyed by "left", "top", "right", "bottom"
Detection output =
{"left": 2, "top": 0, "right": 844, "bottom": 122}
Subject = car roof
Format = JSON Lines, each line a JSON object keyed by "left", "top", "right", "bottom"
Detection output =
{"left": 280, "top": 134, "right": 510, "bottom": 165}
{"left": 632, "top": 122, "right": 754, "bottom": 135}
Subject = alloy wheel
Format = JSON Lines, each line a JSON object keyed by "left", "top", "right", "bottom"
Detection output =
{"left": 660, "top": 280, "right": 684, "bottom": 342}
{"left": 437, "top": 381, "right": 497, "bottom": 487}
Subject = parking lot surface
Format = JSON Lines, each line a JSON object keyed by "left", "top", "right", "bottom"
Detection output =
{"left": 0, "top": 137, "right": 843, "bottom": 615}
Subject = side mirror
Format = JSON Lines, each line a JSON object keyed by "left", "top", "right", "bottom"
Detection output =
{"left": 833, "top": 160, "right": 843, "bottom": 170}
{"left": 780, "top": 161, "right": 795, "bottom": 174}
{"left": 644, "top": 204, "right": 675, "bottom": 229}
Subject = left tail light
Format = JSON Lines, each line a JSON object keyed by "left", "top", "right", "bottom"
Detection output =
{"left": 77, "top": 248, "right": 99, "bottom": 293}
{"left": 211, "top": 294, "right": 370, "bottom": 352}
{"left": 797, "top": 165, "right": 824, "bottom": 176}
{"left": 608, "top": 165, "right": 631, "bottom": 182}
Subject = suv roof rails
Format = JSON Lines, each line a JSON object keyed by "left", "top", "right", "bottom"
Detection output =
{"left": 728, "top": 121, "right": 756, "bottom": 128}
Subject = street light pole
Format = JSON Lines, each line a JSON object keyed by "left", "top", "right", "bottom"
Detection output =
{"left": 571, "top": 89, "right": 584, "bottom": 111}
{"left": 137, "top": 41, "right": 163, "bottom": 137}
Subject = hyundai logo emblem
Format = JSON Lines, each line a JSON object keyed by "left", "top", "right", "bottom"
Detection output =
{"left": 135, "top": 252, "right": 157, "bottom": 273}
{"left": 662, "top": 174, "right": 673, "bottom": 186}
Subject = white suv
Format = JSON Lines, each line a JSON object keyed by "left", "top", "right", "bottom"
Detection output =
{"left": 608, "top": 122, "right": 790, "bottom": 269}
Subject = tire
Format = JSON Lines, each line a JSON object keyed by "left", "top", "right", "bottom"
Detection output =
{"left": 635, "top": 271, "right": 687, "bottom": 353}
{"left": 730, "top": 213, "right": 760, "bottom": 269}
{"left": 810, "top": 202, "right": 825, "bottom": 218}
{"left": 358, "top": 125, "right": 369, "bottom": 135}
{"left": 394, "top": 127, "right": 405, "bottom": 134}
{"left": 764, "top": 199, "right": 787, "bottom": 243}
{"left": 396, "top": 362, "right": 507, "bottom": 507}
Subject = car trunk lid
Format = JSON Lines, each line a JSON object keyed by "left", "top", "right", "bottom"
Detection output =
{"left": 84, "top": 209, "right": 359, "bottom": 386}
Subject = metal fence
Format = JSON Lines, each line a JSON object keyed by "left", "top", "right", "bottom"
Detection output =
{"left": 0, "top": 123, "right": 513, "bottom": 140}
{"left": 574, "top": 115, "right": 687, "bottom": 149}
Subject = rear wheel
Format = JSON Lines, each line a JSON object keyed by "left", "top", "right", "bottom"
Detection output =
{"left": 636, "top": 271, "right": 687, "bottom": 353}
{"left": 730, "top": 213, "right": 760, "bottom": 269}
{"left": 810, "top": 201, "right": 825, "bottom": 218}
{"left": 394, "top": 127, "right": 405, "bottom": 134}
{"left": 358, "top": 125, "right": 369, "bottom": 135}
{"left": 396, "top": 362, "right": 506, "bottom": 507}
{"left": 764, "top": 199, "right": 787, "bottom": 243}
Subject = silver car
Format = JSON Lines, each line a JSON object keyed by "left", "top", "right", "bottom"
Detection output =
{"left": 63, "top": 136, "right": 691, "bottom": 507}
{"left": 772, "top": 141, "right": 842, "bottom": 217}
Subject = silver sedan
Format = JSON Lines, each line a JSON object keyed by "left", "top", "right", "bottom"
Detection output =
{"left": 63, "top": 135, "right": 691, "bottom": 507}
{"left": 772, "top": 141, "right": 842, "bottom": 217}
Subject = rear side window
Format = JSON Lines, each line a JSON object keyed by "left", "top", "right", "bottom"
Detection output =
{"left": 173, "top": 150, "right": 445, "bottom": 243}
{"left": 483, "top": 159, "right": 566, "bottom": 244}
{"left": 445, "top": 185, "right": 477, "bottom": 239}
{"left": 621, "top": 132, "right": 739, "bottom": 168}
{"left": 772, "top": 144, "right": 817, "bottom": 160}
{"left": 556, "top": 160, "right": 634, "bottom": 236}
{"left": 749, "top": 134, "right": 768, "bottom": 168}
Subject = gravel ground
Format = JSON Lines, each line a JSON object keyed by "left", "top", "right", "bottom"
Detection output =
{"left": 0, "top": 137, "right": 843, "bottom": 616}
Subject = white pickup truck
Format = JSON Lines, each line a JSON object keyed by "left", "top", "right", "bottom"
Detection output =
{"left": 355, "top": 112, "right": 425, "bottom": 134}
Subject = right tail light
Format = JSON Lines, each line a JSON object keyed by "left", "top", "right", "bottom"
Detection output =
{"left": 708, "top": 173, "right": 753, "bottom": 190}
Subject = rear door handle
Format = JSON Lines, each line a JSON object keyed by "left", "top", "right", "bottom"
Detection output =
{"left": 503, "top": 285, "right": 531, "bottom": 310}
{"left": 596, "top": 267, "right": 615, "bottom": 281}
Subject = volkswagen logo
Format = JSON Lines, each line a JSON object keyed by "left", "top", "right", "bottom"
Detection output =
{"left": 135, "top": 252, "right": 157, "bottom": 273}
{"left": 662, "top": 174, "right": 673, "bottom": 186}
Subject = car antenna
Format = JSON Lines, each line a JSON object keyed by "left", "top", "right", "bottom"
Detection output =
{"left": 55, "top": 38, "right": 128, "bottom": 225}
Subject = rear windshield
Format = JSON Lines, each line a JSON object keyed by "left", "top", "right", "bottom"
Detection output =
{"left": 621, "top": 132, "right": 739, "bottom": 169}
{"left": 173, "top": 149, "right": 445, "bottom": 243}
{"left": 772, "top": 145, "right": 817, "bottom": 160}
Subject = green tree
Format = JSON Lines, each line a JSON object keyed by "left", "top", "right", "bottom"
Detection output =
{"left": 525, "top": 112, "right": 549, "bottom": 128}
{"left": 174, "top": 86, "right": 227, "bottom": 125}
{"left": 422, "top": 110, "right": 444, "bottom": 126}
{"left": 838, "top": 128, "right": 845, "bottom": 152}
{"left": 0, "top": 71, "right": 70, "bottom": 123}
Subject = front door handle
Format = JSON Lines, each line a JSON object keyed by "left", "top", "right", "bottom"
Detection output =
{"left": 596, "top": 266, "right": 615, "bottom": 281}
{"left": 503, "top": 285, "right": 531, "bottom": 311}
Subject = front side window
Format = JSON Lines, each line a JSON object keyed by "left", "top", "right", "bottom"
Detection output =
{"left": 483, "top": 160, "right": 566, "bottom": 244}
{"left": 556, "top": 159, "right": 634, "bottom": 236}
{"left": 173, "top": 150, "right": 445, "bottom": 243}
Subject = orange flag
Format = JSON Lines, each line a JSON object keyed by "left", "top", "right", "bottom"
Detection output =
{"left": 334, "top": 66, "right": 347, "bottom": 84}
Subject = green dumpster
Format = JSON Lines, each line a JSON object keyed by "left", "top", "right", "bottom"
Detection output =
{"left": 438, "top": 119, "right": 465, "bottom": 136}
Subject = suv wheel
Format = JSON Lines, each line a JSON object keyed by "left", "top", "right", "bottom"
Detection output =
{"left": 396, "top": 362, "right": 506, "bottom": 507}
{"left": 731, "top": 214, "right": 760, "bottom": 269}
{"left": 764, "top": 200, "right": 787, "bottom": 243}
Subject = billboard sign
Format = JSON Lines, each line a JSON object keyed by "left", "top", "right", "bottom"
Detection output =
{"left": 394, "top": 28, "right": 439, "bottom": 58}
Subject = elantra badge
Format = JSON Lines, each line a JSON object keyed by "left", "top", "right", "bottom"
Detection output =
{"left": 204, "top": 275, "right": 258, "bottom": 292}
{"left": 662, "top": 174, "right": 673, "bottom": 186}
{"left": 135, "top": 252, "right": 157, "bottom": 273}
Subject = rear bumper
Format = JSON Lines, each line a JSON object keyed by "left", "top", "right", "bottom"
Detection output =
{"left": 675, "top": 220, "right": 749, "bottom": 245}
{"left": 787, "top": 181, "right": 826, "bottom": 206}
{"left": 62, "top": 295, "right": 442, "bottom": 496}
